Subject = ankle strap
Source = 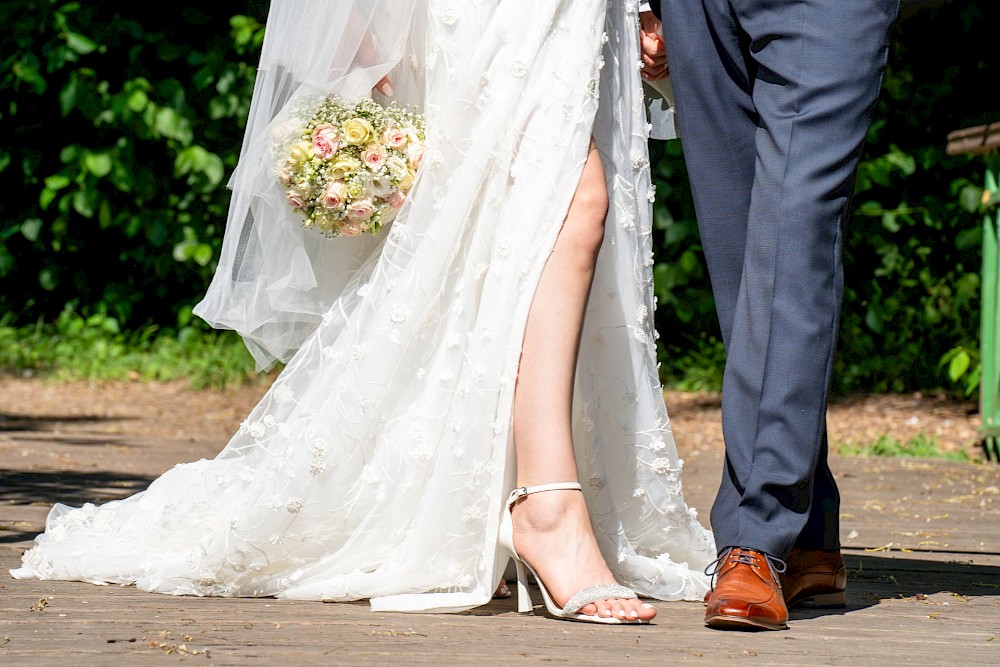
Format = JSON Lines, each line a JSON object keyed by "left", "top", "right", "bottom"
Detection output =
{"left": 506, "top": 482, "right": 583, "bottom": 507}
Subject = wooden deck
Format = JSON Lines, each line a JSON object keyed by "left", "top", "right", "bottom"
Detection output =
{"left": 2, "top": 428, "right": 1000, "bottom": 665}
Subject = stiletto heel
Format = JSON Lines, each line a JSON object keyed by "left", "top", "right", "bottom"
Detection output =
{"left": 496, "top": 482, "right": 646, "bottom": 624}
{"left": 514, "top": 558, "right": 532, "bottom": 613}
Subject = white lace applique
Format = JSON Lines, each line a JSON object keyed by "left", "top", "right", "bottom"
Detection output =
{"left": 439, "top": 8, "right": 458, "bottom": 26}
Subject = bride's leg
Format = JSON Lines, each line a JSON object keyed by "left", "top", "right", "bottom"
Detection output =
{"left": 511, "top": 143, "right": 656, "bottom": 622}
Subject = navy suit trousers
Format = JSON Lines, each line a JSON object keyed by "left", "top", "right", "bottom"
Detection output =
{"left": 659, "top": 0, "right": 899, "bottom": 557}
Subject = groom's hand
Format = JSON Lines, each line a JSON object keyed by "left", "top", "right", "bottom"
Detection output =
{"left": 639, "top": 12, "right": 668, "bottom": 81}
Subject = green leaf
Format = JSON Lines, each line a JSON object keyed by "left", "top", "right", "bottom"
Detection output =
{"left": 948, "top": 350, "right": 970, "bottom": 382}
{"left": 38, "top": 267, "right": 59, "bottom": 291}
{"left": 956, "top": 227, "right": 982, "bottom": 251}
{"left": 45, "top": 174, "right": 71, "bottom": 190}
{"left": 155, "top": 108, "right": 182, "bottom": 139}
{"left": 21, "top": 218, "right": 43, "bottom": 242}
{"left": 84, "top": 152, "right": 113, "bottom": 178}
{"left": 679, "top": 249, "right": 699, "bottom": 273}
{"left": 865, "top": 304, "right": 884, "bottom": 334}
{"left": 60, "top": 145, "right": 81, "bottom": 163}
{"left": 126, "top": 89, "right": 148, "bottom": 112}
{"left": 98, "top": 200, "right": 112, "bottom": 229}
{"left": 65, "top": 32, "right": 98, "bottom": 54}
{"left": 959, "top": 184, "right": 982, "bottom": 213}
{"left": 885, "top": 147, "right": 916, "bottom": 176}
{"left": 881, "top": 211, "right": 900, "bottom": 233}
{"left": 193, "top": 244, "right": 213, "bottom": 266}
{"left": 59, "top": 77, "right": 79, "bottom": 116}
{"left": 39, "top": 188, "right": 57, "bottom": 210}
{"left": 72, "top": 189, "right": 95, "bottom": 218}
{"left": 0, "top": 149, "right": 10, "bottom": 174}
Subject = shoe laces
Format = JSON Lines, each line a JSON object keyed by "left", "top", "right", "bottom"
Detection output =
{"left": 704, "top": 547, "right": 787, "bottom": 589}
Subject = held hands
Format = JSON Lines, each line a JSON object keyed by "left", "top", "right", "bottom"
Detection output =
{"left": 375, "top": 15, "right": 667, "bottom": 93}
{"left": 639, "top": 11, "right": 668, "bottom": 81}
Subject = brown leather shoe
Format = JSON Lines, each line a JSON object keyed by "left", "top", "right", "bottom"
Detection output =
{"left": 780, "top": 547, "right": 847, "bottom": 608}
{"left": 704, "top": 547, "right": 788, "bottom": 631}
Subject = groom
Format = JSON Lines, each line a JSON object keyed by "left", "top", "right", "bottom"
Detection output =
{"left": 640, "top": 1, "right": 899, "bottom": 630}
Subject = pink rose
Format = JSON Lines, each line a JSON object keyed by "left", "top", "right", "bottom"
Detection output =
{"left": 311, "top": 124, "right": 341, "bottom": 158}
{"left": 407, "top": 143, "right": 424, "bottom": 167}
{"left": 286, "top": 191, "right": 306, "bottom": 208}
{"left": 348, "top": 199, "right": 375, "bottom": 220}
{"left": 341, "top": 221, "right": 362, "bottom": 236}
{"left": 384, "top": 128, "right": 407, "bottom": 148}
{"left": 322, "top": 180, "right": 346, "bottom": 209}
{"left": 387, "top": 189, "right": 406, "bottom": 209}
{"left": 362, "top": 145, "right": 387, "bottom": 169}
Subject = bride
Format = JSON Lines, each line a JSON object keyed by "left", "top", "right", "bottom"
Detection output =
{"left": 13, "top": 0, "right": 714, "bottom": 623}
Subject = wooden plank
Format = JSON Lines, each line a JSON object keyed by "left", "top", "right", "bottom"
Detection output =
{"left": 3, "top": 426, "right": 1000, "bottom": 664}
{"left": 946, "top": 122, "right": 1000, "bottom": 156}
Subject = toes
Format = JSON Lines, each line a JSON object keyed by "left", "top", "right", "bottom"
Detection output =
{"left": 614, "top": 599, "right": 656, "bottom": 622}
{"left": 594, "top": 600, "right": 614, "bottom": 619}
{"left": 636, "top": 600, "right": 657, "bottom": 621}
{"left": 579, "top": 599, "right": 655, "bottom": 622}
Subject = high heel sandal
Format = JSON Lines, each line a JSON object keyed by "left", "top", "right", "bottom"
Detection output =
{"left": 497, "top": 482, "right": 647, "bottom": 624}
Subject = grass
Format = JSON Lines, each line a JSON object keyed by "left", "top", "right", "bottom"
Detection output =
{"left": 834, "top": 433, "right": 972, "bottom": 462}
{"left": 0, "top": 309, "right": 267, "bottom": 389}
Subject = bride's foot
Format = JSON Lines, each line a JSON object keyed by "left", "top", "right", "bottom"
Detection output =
{"left": 510, "top": 488, "right": 656, "bottom": 622}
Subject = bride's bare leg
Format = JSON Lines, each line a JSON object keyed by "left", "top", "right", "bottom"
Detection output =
{"left": 511, "top": 144, "right": 656, "bottom": 622}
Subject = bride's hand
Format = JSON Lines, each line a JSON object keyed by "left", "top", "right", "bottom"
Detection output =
{"left": 374, "top": 75, "right": 394, "bottom": 97}
{"left": 639, "top": 12, "right": 668, "bottom": 81}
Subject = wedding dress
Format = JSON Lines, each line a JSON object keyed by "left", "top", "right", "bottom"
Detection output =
{"left": 12, "top": 0, "right": 715, "bottom": 612}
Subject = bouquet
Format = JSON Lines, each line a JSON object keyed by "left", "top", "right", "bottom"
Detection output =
{"left": 276, "top": 97, "right": 426, "bottom": 237}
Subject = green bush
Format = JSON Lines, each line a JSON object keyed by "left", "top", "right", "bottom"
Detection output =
{"left": 1, "top": 1, "right": 997, "bottom": 397}
{"left": 0, "top": 0, "right": 266, "bottom": 325}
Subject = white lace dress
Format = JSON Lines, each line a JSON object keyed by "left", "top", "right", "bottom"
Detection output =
{"left": 12, "top": 0, "right": 715, "bottom": 613}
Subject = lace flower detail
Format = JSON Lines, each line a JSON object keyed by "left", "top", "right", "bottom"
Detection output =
{"left": 309, "top": 439, "right": 328, "bottom": 457}
{"left": 247, "top": 421, "right": 266, "bottom": 439}
{"left": 631, "top": 149, "right": 648, "bottom": 171}
{"left": 509, "top": 60, "right": 528, "bottom": 78}
{"left": 461, "top": 505, "right": 484, "bottom": 524}
{"left": 308, "top": 459, "right": 327, "bottom": 476}
{"left": 651, "top": 458, "right": 673, "bottom": 475}
{"left": 440, "top": 7, "right": 458, "bottom": 25}
{"left": 273, "top": 384, "right": 294, "bottom": 405}
{"left": 390, "top": 304, "right": 409, "bottom": 323}
{"left": 286, "top": 498, "right": 304, "bottom": 513}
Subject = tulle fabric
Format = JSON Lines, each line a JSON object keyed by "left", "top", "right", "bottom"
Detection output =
{"left": 13, "top": 0, "right": 715, "bottom": 612}
{"left": 193, "top": 0, "right": 427, "bottom": 370}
